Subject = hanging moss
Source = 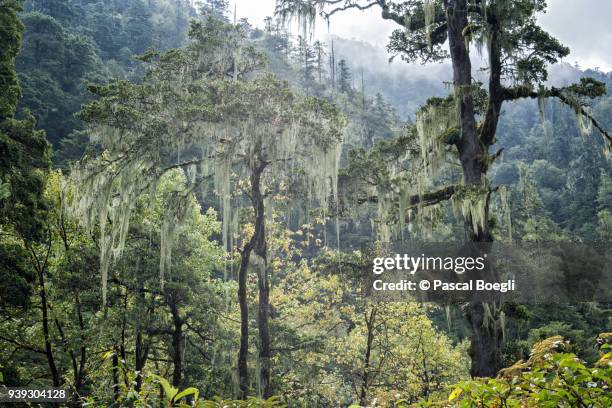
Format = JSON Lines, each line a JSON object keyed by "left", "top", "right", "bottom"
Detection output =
{"left": 160, "top": 191, "right": 191, "bottom": 291}
{"left": 415, "top": 98, "right": 458, "bottom": 177}
{"left": 423, "top": 0, "right": 437, "bottom": 48}
{"left": 576, "top": 106, "right": 593, "bottom": 136}
{"left": 499, "top": 185, "right": 512, "bottom": 241}
{"left": 450, "top": 183, "right": 489, "bottom": 234}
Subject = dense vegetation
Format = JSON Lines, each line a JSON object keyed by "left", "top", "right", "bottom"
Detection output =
{"left": 0, "top": 0, "right": 610, "bottom": 406}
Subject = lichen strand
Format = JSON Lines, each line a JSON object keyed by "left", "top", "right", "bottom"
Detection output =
{"left": 423, "top": 0, "right": 437, "bottom": 48}
{"left": 499, "top": 185, "right": 512, "bottom": 241}
{"left": 451, "top": 183, "right": 489, "bottom": 234}
{"left": 482, "top": 302, "right": 505, "bottom": 342}
{"left": 276, "top": 0, "right": 317, "bottom": 38}
{"left": 576, "top": 106, "right": 593, "bottom": 136}
{"left": 70, "top": 132, "right": 158, "bottom": 305}
{"left": 415, "top": 101, "right": 457, "bottom": 177}
{"left": 160, "top": 191, "right": 192, "bottom": 290}
{"left": 376, "top": 191, "right": 392, "bottom": 243}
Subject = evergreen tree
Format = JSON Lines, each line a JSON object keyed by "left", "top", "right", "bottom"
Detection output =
{"left": 125, "top": 0, "right": 154, "bottom": 55}
{"left": 199, "top": 0, "right": 229, "bottom": 21}
{"left": 312, "top": 39, "right": 326, "bottom": 83}
{"left": 292, "top": 36, "right": 317, "bottom": 92}
{"left": 337, "top": 58, "right": 352, "bottom": 94}
{"left": 0, "top": 0, "right": 50, "bottom": 315}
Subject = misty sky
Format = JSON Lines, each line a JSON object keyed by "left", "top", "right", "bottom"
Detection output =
{"left": 232, "top": 0, "right": 612, "bottom": 71}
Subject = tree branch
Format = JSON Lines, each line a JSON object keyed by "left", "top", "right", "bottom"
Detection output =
{"left": 356, "top": 184, "right": 459, "bottom": 207}
{"left": 323, "top": 0, "right": 380, "bottom": 19}
{"left": 503, "top": 86, "right": 612, "bottom": 147}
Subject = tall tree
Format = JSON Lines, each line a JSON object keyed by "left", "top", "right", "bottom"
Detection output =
{"left": 276, "top": 0, "right": 611, "bottom": 377}
{"left": 0, "top": 0, "right": 50, "bottom": 300}
{"left": 0, "top": 0, "right": 51, "bottom": 386}
{"left": 70, "top": 18, "right": 343, "bottom": 399}
{"left": 337, "top": 59, "right": 352, "bottom": 94}
{"left": 292, "top": 35, "right": 317, "bottom": 92}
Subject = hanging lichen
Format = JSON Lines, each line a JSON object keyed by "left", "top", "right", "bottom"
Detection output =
{"left": 499, "top": 185, "right": 512, "bottom": 241}
{"left": 423, "top": 0, "right": 437, "bottom": 48}
{"left": 445, "top": 305, "right": 452, "bottom": 331}
{"left": 415, "top": 98, "right": 458, "bottom": 177}
{"left": 376, "top": 190, "right": 392, "bottom": 243}
{"left": 159, "top": 190, "right": 192, "bottom": 290}
{"left": 451, "top": 182, "right": 489, "bottom": 234}
{"left": 576, "top": 106, "right": 593, "bottom": 136}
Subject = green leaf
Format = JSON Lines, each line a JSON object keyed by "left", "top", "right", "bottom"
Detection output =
{"left": 152, "top": 374, "right": 178, "bottom": 401}
{"left": 449, "top": 387, "right": 463, "bottom": 401}
{"left": 0, "top": 182, "right": 10, "bottom": 200}
{"left": 173, "top": 387, "right": 199, "bottom": 403}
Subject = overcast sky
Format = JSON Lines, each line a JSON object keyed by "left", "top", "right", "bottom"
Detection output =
{"left": 232, "top": 0, "right": 612, "bottom": 71}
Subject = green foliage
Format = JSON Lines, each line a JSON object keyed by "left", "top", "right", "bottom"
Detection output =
{"left": 16, "top": 0, "right": 206, "bottom": 163}
{"left": 0, "top": 0, "right": 50, "bottom": 313}
{"left": 3, "top": 0, "right": 612, "bottom": 405}
{"left": 152, "top": 374, "right": 200, "bottom": 407}
{"left": 200, "top": 396, "right": 284, "bottom": 408}
{"left": 0, "top": 0, "right": 24, "bottom": 118}
{"left": 447, "top": 352, "right": 611, "bottom": 407}
{"left": 16, "top": 11, "right": 102, "bottom": 147}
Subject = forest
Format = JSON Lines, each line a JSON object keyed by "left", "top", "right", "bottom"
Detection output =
{"left": 0, "top": 0, "right": 610, "bottom": 406}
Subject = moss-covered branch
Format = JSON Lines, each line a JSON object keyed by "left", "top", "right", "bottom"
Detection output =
{"left": 356, "top": 184, "right": 459, "bottom": 207}
{"left": 502, "top": 80, "right": 612, "bottom": 148}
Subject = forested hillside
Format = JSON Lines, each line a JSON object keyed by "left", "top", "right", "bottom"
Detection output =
{"left": 0, "top": 0, "right": 610, "bottom": 407}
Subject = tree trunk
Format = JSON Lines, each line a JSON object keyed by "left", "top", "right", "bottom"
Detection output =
{"left": 359, "top": 306, "right": 376, "bottom": 406}
{"left": 236, "top": 158, "right": 271, "bottom": 399}
{"left": 444, "top": 0, "right": 502, "bottom": 377}
{"left": 237, "top": 236, "right": 251, "bottom": 399}
{"left": 112, "top": 348, "right": 120, "bottom": 403}
{"left": 134, "top": 329, "right": 149, "bottom": 392}
{"left": 37, "top": 267, "right": 61, "bottom": 387}
{"left": 134, "top": 288, "right": 150, "bottom": 393}
{"left": 75, "top": 293, "right": 87, "bottom": 395}
{"left": 250, "top": 160, "right": 271, "bottom": 399}
{"left": 169, "top": 295, "right": 184, "bottom": 387}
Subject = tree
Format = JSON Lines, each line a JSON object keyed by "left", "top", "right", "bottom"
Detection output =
{"left": 199, "top": 0, "right": 229, "bottom": 22}
{"left": 337, "top": 59, "right": 352, "bottom": 94}
{"left": 125, "top": 0, "right": 154, "bottom": 55}
{"left": 272, "top": 249, "right": 469, "bottom": 406}
{"left": 312, "top": 40, "right": 326, "bottom": 83}
{"left": 291, "top": 36, "right": 317, "bottom": 93}
{"left": 276, "top": 0, "right": 611, "bottom": 377}
{"left": 16, "top": 11, "right": 101, "bottom": 147}
{"left": 0, "top": 0, "right": 50, "bottom": 307}
{"left": 70, "top": 18, "right": 344, "bottom": 400}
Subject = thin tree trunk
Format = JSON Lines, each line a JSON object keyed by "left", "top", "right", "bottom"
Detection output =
{"left": 112, "top": 348, "right": 120, "bottom": 403}
{"left": 169, "top": 295, "right": 184, "bottom": 387}
{"left": 359, "top": 306, "right": 376, "bottom": 406}
{"left": 75, "top": 293, "right": 87, "bottom": 394}
{"left": 134, "top": 329, "right": 149, "bottom": 392}
{"left": 38, "top": 267, "right": 61, "bottom": 387}
{"left": 237, "top": 238, "right": 251, "bottom": 399}
{"left": 250, "top": 162, "right": 271, "bottom": 399}
{"left": 236, "top": 158, "right": 272, "bottom": 399}
{"left": 134, "top": 288, "right": 150, "bottom": 392}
